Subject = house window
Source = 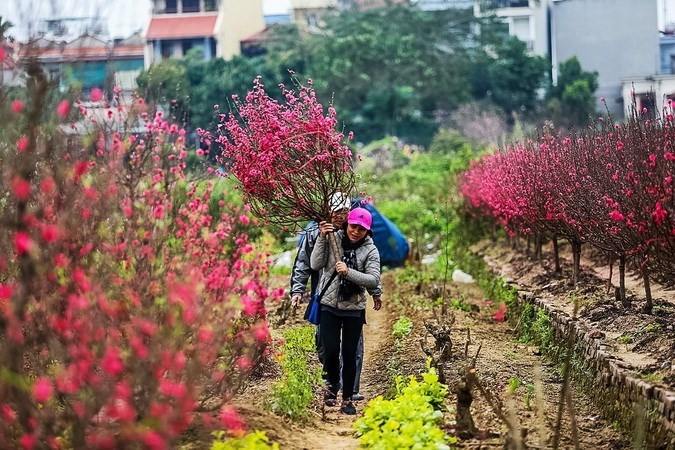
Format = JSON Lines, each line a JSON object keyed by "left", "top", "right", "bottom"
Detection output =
{"left": 670, "top": 55, "right": 675, "bottom": 75}
{"left": 307, "top": 14, "right": 318, "bottom": 28}
{"left": 183, "top": 0, "right": 200, "bottom": 13}
{"left": 511, "top": 16, "right": 530, "bottom": 43}
{"left": 161, "top": 41, "right": 173, "bottom": 59}
{"left": 165, "top": 0, "right": 177, "bottom": 13}
{"left": 205, "top": 0, "right": 218, "bottom": 11}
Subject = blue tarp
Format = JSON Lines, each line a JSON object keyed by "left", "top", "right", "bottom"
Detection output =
{"left": 359, "top": 201, "right": 409, "bottom": 268}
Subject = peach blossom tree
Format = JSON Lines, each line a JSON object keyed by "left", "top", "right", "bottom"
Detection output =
{"left": 0, "top": 64, "right": 282, "bottom": 448}
{"left": 211, "top": 76, "right": 356, "bottom": 230}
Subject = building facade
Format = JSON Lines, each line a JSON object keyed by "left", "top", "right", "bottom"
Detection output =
{"left": 21, "top": 33, "right": 144, "bottom": 98}
{"left": 144, "top": 0, "right": 264, "bottom": 66}
{"left": 551, "top": 0, "right": 660, "bottom": 117}
{"left": 290, "top": 0, "right": 339, "bottom": 31}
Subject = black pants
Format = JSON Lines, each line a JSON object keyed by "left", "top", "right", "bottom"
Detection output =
{"left": 320, "top": 310, "right": 363, "bottom": 400}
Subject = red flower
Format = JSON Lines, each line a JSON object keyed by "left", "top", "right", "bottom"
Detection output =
{"left": 57, "top": 100, "right": 70, "bottom": 117}
{"left": 493, "top": 302, "right": 507, "bottom": 323}
{"left": 33, "top": 378, "right": 53, "bottom": 403}
{"left": 90, "top": 88, "right": 104, "bottom": 102}
{"left": 11, "top": 100, "right": 24, "bottom": 113}
{"left": 11, "top": 177, "right": 31, "bottom": 201}
{"left": 14, "top": 232, "right": 32, "bottom": 256}
{"left": 101, "top": 347, "right": 124, "bottom": 375}
{"left": 41, "top": 224, "right": 60, "bottom": 243}
{"left": 219, "top": 405, "right": 246, "bottom": 435}
{"left": 143, "top": 431, "right": 165, "bottom": 450}
{"left": 652, "top": 202, "right": 667, "bottom": 226}
{"left": 16, "top": 135, "right": 29, "bottom": 152}
{"left": 609, "top": 210, "right": 625, "bottom": 221}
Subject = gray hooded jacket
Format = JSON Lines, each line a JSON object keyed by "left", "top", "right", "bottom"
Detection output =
{"left": 310, "top": 230, "right": 381, "bottom": 310}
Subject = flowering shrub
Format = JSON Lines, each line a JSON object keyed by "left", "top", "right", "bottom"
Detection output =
{"left": 212, "top": 76, "right": 356, "bottom": 227}
{"left": 0, "top": 65, "right": 282, "bottom": 447}
{"left": 460, "top": 101, "right": 675, "bottom": 311}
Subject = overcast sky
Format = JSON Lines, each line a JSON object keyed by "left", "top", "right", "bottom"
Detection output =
{"left": 0, "top": 0, "right": 292, "bottom": 40}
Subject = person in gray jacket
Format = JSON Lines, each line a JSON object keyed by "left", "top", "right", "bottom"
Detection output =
{"left": 290, "top": 193, "right": 381, "bottom": 401}
{"left": 311, "top": 207, "right": 382, "bottom": 415}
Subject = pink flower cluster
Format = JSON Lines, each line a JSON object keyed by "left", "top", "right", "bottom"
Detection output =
{"left": 0, "top": 86, "right": 282, "bottom": 447}
{"left": 215, "top": 77, "right": 355, "bottom": 226}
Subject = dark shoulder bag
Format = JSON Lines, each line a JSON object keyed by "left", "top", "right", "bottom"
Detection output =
{"left": 305, "top": 270, "right": 338, "bottom": 325}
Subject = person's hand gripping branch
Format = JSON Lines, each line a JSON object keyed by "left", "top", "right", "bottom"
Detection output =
{"left": 291, "top": 293, "right": 303, "bottom": 309}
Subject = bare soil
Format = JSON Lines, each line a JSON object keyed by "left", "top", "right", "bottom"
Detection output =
{"left": 479, "top": 238, "right": 675, "bottom": 389}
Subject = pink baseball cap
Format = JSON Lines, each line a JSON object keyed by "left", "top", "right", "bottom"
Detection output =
{"left": 347, "top": 207, "right": 372, "bottom": 230}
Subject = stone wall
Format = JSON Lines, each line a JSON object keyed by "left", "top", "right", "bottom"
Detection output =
{"left": 515, "top": 291, "right": 675, "bottom": 450}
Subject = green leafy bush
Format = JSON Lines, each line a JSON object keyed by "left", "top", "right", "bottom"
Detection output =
{"left": 268, "top": 326, "right": 322, "bottom": 420}
{"left": 210, "top": 430, "right": 279, "bottom": 449}
{"left": 354, "top": 366, "right": 454, "bottom": 449}
{"left": 518, "top": 305, "right": 553, "bottom": 352}
{"left": 392, "top": 316, "right": 414, "bottom": 340}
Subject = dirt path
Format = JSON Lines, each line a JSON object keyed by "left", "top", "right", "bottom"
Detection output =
{"left": 298, "top": 297, "right": 392, "bottom": 450}
{"left": 233, "top": 294, "right": 395, "bottom": 450}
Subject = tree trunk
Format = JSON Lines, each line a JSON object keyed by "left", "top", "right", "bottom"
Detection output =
{"left": 570, "top": 240, "right": 582, "bottom": 286}
{"left": 619, "top": 254, "right": 629, "bottom": 307}
{"left": 642, "top": 262, "right": 653, "bottom": 314}
{"left": 552, "top": 238, "right": 561, "bottom": 274}
{"left": 455, "top": 370, "right": 478, "bottom": 439}
{"left": 526, "top": 234, "right": 531, "bottom": 256}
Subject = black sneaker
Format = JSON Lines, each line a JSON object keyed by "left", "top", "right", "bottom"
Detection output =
{"left": 340, "top": 399, "right": 356, "bottom": 415}
{"left": 324, "top": 389, "right": 337, "bottom": 407}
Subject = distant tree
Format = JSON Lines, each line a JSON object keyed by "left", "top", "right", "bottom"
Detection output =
{"left": 136, "top": 59, "right": 190, "bottom": 123}
{"left": 0, "top": 16, "right": 12, "bottom": 41}
{"left": 479, "top": 37, "right": 548, "bottom": 116}
{"left": 307, "top": 3, "right": 482, "bottom": 144}
{"left": 544, "top": 56, "right": 599, "bottom": 129}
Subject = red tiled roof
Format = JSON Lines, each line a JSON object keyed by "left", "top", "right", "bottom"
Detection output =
{"left": 241, "top": 26, "right": 274, "bottom": 44}
{"left": 146, "top": 14, "right": 218, "bottom": 40}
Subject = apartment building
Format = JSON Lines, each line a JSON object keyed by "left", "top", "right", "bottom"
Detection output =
{"left": 144, "top": 0, "right": 264, "bottom": 65}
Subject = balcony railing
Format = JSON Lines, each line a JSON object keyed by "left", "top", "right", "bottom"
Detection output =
{"left": 490, "top": 0, "right": 529, "bottom": 7}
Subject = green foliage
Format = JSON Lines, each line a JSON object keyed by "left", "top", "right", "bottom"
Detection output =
{"left": 268, "top": 326, "right": 322, "bottom": 420}
{"left": 392, "top": 316, "right": 414, "bottom": 340}
{"left": 544, "top": 56, "right": 599, "bottom": 128}
{"left": 518, "top": 306, "right": 553, "bottom": 351}
{"left": 354, "top": 366, "right": 453, "bottom": 449}
{"left": 394, "top": 265, "right": 437, "bottom": 287}
{"left": 210, "top": 430, "right": 279, "bottom": 450}
{"left": 308, "top": 4, "right": 490, "bottom": 144}
{"left": 427, "top": 129, "right": 474, "bottom": 155}
{"left": 136, "top": 59, "right": 190, "bottom": 120}
{"left": 357, "top": 136, "right": 411, "bottom": 174}
{"left": 476, "top": 37, "right": 548, "bottom": 115}
{"left": 450, "top": 296, "right": 473, "bottom": 312}
{"left": 362, "top": 146, "right": 476, "bottom": 242}
{"left": 507, "top": 378, "right": 536, "bottom": 410}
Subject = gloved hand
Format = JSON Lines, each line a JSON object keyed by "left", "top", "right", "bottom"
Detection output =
{"left": 291, "top": 294, "right": 303, "bottom": 308}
